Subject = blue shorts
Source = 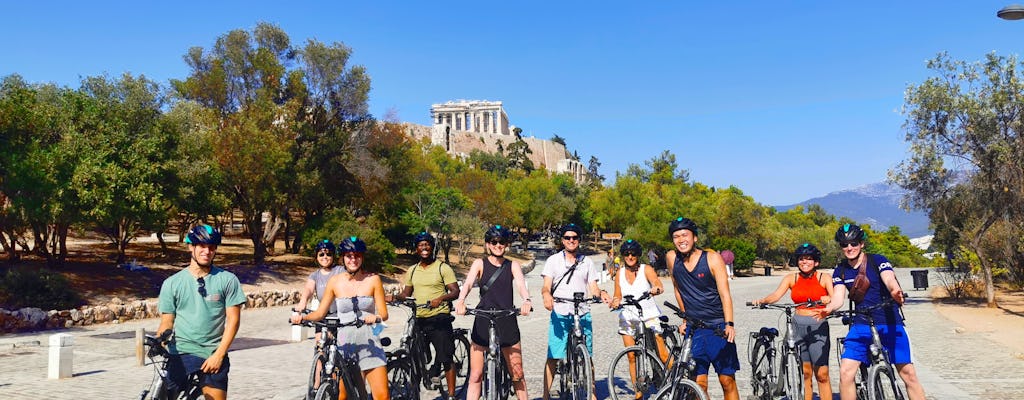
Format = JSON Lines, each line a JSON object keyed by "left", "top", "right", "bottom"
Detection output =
{"left": 688, "top": 323, "right": 740, "bottom": 376}
{"left": 547, "top": 311, "right": 593, "bottom": 359}
{"left": 166, "top": 353, "right": 230, "bottom": 391}
{"left": 842, "top": 324, "right": 913, "bottom": 364}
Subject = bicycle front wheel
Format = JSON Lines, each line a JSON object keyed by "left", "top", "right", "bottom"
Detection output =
{"left": 748, "top": 340, "right": 773, "bottom": 400}
{"left": 570, "top": 343, "right": 594, "bottom": 400}
{"left": 867, "top": 363, "right": 906, "bottom": 400}
{"left": 782, "top": 351, "right": 804, "bottom": 400}
{"left": 306, "top": 352, "right": 327, "bottom": 400}
{"left": 652, "top": 379, "right": 708, "bottom": 400}
{"left": 313, "top": 379, "right": 339, "bottom": 400}
{"left": 608, "top": 346, "right": 666, "bottom": 400}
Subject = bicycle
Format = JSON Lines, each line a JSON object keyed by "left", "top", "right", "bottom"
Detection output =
{"left": 828, "top": 299, "right": 908, "bottom": 400}
{"left": 607, "top": 291, "right": 674, "bottom": 400}
{"left": 552, "top": 292, "right": 603, "bottom": 400}
{"left": 651, "top": 301, "right": 712, "bottom": 400}
{"left": 746, "top": 300, "right": 821, "bottom": 400}
{"left": 386, "top": 298, "right": 472, "bottom": 400}
{"left": 464, "top": 307, "right": 523, "bottom": 400}
{"left": 294, "top": 315, "right": 390, "bottom": 400}
{"left": 138, "top": 330, "right": 202, "bottom": 400}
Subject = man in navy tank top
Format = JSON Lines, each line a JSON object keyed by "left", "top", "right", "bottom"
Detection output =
{"left": 664, "top": 217, "right": 740, "bottom": 400}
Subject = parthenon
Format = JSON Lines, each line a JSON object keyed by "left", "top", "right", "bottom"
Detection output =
{"left": 430, "top": 100, "right": 510, "bottom": 135}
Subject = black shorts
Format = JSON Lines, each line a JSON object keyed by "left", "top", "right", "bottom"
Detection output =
{"left": 471, "top": 314, "right": 520, "bottom": 348}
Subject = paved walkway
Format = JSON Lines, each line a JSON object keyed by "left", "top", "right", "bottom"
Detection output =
{"left": 1, "top": 257, "right": 1021, "bottom": 399}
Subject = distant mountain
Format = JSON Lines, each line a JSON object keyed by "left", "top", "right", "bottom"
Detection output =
{"left": 775, "top": 182, "right": 932, "bottom": 238}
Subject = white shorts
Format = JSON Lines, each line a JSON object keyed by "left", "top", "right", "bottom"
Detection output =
{"left": 617, "top": 312, "right": 664, "bottom": 336}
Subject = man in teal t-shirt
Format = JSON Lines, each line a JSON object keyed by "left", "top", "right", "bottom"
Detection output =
{"left": 157, "top": 225, "right": 246, "bottom": 400}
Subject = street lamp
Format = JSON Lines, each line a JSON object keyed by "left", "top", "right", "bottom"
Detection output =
{"left": 998, "top": 4, "right": 1024, "bottom": 20}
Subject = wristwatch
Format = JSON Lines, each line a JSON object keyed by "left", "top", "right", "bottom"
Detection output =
{"left": 725, "top": 321, "right": 735, "bottom": 327}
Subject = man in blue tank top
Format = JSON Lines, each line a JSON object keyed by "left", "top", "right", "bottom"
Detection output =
{"left": 664, "top": 217, "right": 739, "bottom": 400}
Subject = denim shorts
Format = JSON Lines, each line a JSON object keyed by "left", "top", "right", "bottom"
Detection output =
{"left": 166, "top": 353, "right": 230, "bottom": 391}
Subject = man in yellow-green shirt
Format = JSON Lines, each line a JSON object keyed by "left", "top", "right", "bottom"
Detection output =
{"left": 388, "top": 232, "right": 460, "bottom": 392}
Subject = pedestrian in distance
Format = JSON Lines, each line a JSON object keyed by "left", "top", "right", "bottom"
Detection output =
{"left": 752, "top": 243, "right": 834, "bottom": 400}
{"left": 156, "top": 225, "right": 247, "bottom": 400}
{"left": 665, "top": 217, "right": 740, "bottom": 400}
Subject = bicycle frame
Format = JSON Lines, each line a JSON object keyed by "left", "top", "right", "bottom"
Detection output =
{"left": 465, "top": 308, "right": 519, "bottom": 400}
{"left": 553, "top": 292, "right": 601, "bottom": 400}
{"left": 654, "top": 301, "right": 711, "bottom": 400}
{"left": 830, "top": 299, "right": 908, "bottom": 400}
{"left": 747, "top": 300, "right": 819, "bottom": 400}
{"left": 139, "top": 331, "right": 202, "bottom": 400}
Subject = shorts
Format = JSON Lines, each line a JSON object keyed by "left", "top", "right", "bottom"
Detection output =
{"left": 842, "top": 324, "right": 913, "bottom": 365}
{"left": 471, "top": 313, "right": 521, "bottom": 348}
{"left": 617, "top": 312, "right": 663, "bottom": 336}
{"left": 792, "top": 314, "right": 830, "bottom": 367}
{"left": 166, "top": 353, "right": 230, "bottom": 392}
{"left": 688, "top": 323, "right": 740, "bottom": 376}
{"left": 547, "top": 311, "right": 593, "bottom": 359}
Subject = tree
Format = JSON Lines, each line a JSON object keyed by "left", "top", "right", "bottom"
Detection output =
{"left": 505, "top": 138, "right": 534, "bottom": 172}
{"left": 551, "top": 134, "right": 566, "bottom": 147}
{"left": 587, "top": 155, "right": 605, "bottom": 187}
{"left": 400, "top": 183, "right": 471, "bottom": 263}
{"left": 892, "top": 52, "right": 1024, "bottom": 307}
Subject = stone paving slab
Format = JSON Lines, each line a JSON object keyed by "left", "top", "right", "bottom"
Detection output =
{"left": 1, "top": 261, "right": 1021, "bottom": 399}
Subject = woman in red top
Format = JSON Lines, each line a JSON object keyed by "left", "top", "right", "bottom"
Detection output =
{"left": 752, "top": 243, "right": 834, "bottom": 400}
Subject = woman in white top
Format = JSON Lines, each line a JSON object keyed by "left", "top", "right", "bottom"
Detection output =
{"left": 608, "top": 240, "right": 669, "bottom": 367}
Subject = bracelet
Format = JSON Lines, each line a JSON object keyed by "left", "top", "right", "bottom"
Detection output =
{"left": 523, "top": 298, "right": 532, "bottom": 302}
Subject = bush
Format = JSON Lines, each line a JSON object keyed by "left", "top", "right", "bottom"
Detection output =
{"left": 302, "top": 209, "right": 397, "bottom": 274}
{"left": 0, "top": 267, "right": 84, "bottom": 310}
{"left": 710, "top": 237, "right": 756, "bottom": 272}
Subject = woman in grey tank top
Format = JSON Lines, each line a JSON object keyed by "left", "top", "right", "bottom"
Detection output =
{"left": 296, "top": 240, "right": 344, "bottom": 340}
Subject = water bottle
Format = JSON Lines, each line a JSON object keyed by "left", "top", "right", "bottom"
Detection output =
{"left": 371, "top": 321, "right": 387, "bottom": 336}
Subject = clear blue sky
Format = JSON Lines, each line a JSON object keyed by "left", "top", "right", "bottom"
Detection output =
{"left": 4, "top": 1, "right": 1022, "bottom": 205}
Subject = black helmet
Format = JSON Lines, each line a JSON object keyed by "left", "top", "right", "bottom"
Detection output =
{"left": 835, "top": 223, "right": 867, "bottom": 244}
{"left": 413, "top": 231, "right": 435, "bottom": 247}
{"left": 185, "top": 225, "right": 222, "bottom": 245}
{"left": 485, "top": 225, "right": 512, "bottom": 243}
{"left": 338, "top": 236, "right": 367, "bottom": 253}
{"left": 314, "top": 239, "right": 336, "bottom": 254}
{"left": 620, "top": 239, "right": 642, "bottom": 255}
{"left": 560, "top": 223, "right": 582, "bottom": 237}
{"left": 793, "top": 243, "right": 821, "bottom": 262}
{"left": 668, "top": 217, "right": 699, "bottom": 237}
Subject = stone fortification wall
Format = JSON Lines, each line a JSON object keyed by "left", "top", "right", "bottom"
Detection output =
{"left": 0, "top": 290, "right": 302, "bottom": 334}
{"left": 403, "top": 123, "right": 568, "bottom": 170}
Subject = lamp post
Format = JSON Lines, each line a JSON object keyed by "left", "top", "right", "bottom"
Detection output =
{"left": 998, "top": 4, "right": 1024, "bottom": 20}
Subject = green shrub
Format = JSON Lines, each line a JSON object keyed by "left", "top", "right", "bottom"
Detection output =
{"left": 302, "top": 209, "right": 397, "bottom": 274}
{"left": 0, "top": 267, "right": 84, "bottom": 310}
{"left": 710, "top": 237, "right": 756, "bottom": 271}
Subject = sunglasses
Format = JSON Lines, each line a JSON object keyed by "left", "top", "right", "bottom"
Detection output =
{"left": 488, "top": 240, "right": 507, "bottom": 246}
{"left": 623, "top": 251, "right": 639, "bottom": 257}
{"left": 317, "top": 251, "right": 333, "bottom": 257}
{"left": 197, "top": 277, "right": 207, "bottom": 298}
{"left": 562, "top": 235, "right": 580, "bottom": 241}
{"left": 840, "top": 242, "right": 861, "bottom": 249}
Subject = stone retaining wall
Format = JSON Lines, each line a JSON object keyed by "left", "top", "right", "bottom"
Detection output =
{"left": 0, "top": 290, "right": 301, "bottom": 334}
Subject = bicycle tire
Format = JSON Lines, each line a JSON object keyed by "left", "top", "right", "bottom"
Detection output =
{"left": 607, "top": 346, "right": 666, "bottom": 400}
{"left": 483, "top": 350, "right": 498, "bottom": 400}
{"left": 652, "top": 378, "right": 708, "bottom": 400}
{"left": 387, "top": 355, "right": 419, "bottom": 400}
{"left": 307, "top": 352, "right": 327, "bottom": 400}
{"left": 867, "top": 363, "right": 906, "bottom": 400}
{"left": 782, "top": 350, "right": 804, "bottom": 400}
{"left": 659, "top": 328, "right": 680, "bottom": 365}
{"left": 748, "top": 339, "right": 773, "bottom": 400}
{"left": 571, "top": 343, "right": 594, "bottom": 400}
{"left": 313, "top": 379, "right": 339, "bottom": 400}
{"left": 444, "top": 332, "right": 470, "bottom": 397}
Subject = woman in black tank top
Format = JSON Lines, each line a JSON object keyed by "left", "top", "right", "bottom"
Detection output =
{"left": 453, "top": 225, "right": 533, "bottom": 400}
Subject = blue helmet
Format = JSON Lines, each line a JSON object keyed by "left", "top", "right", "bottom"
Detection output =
{"left": 668, "top": 217, "right": 699, "bottom": 237}
{"left": 485, "top": 225, "right": 512, "bottom": 243}
{"left": 413, "top": 231, "right": 435, "bottom": 247}
{"left": 314, "top": 239, "right": 336, "bottom": 254}
{"left": 338, "top": 236, "right": 367, "bottom": 253}
{"left": 185, "top": 225, "right": 222, "bottom": 245}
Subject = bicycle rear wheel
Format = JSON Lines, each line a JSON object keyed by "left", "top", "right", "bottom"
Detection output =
{"left": 652, "top": 379, "right": 708, "bottom": 400}
{"left": 387, "top": 352, "right": 419, "bottom": 400}
{"left": 867, "top": 363, "right": 906, "bottom": 400}
{"left": 748, "top": 339, "right": 773, "bottom": 400}
{"left": 570, "top": 343, "right": 594, "bottom": 400}
{"left": 782, "top": 351, "right": 804, "bottom": 400}
{"left": 607, "top": 346, "right": 666, "bottom": 400}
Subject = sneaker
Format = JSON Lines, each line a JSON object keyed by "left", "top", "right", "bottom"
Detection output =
{"left": 430, "top": 375, "right": 442, "bottom": 388}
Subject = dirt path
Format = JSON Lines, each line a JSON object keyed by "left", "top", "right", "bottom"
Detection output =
{"left": 933, "top": 287, "right": 1024, "bottom": 357}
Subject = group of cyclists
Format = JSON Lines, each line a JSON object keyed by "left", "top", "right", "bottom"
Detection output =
{"left": 157, "top": 218, "right": 926, "bottom": 400}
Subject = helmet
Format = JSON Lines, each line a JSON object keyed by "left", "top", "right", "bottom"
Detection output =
{"left": 413, "top": 231, "right": 435, "bottom": 247}
{"left": 314, "top": 239, "right": 336, "bottom": 254}
{"left": 185, "top": 225, "right": 222, "bottom": 245}
{"left": 338, "top": 236, "right": 367, "bottom": 253}
{"left": 620, "top": 239, "right": 642, "bottom": 255}
{"left": 560, "top": 223, "right": 582, "bottom": 237}
{"left": 668, "top": 217, "right": 699, "bottom": 237}
{"left": 834, "top": 223, "right": 867, "bottom": 243}
{"left": 485, "top": 225, "right": 512, "bottom": 243}
{"left": 793, "top": 243, "right": 821, "bottom": 261}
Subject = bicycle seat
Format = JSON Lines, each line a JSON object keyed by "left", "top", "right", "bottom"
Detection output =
{"left": 757, "top": 327, "right": 779, "bottom": 339}
{"left": 658, "top": 315, "right": 669, "bottom": 322}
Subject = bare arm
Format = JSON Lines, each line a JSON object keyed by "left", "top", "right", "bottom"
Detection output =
{"left": 610, "top": 270, "right": 623, "bottom": 309}
{"left": 666, "top": 250, "right": 686, "bottom": 313}
{"left": 454, "top": 259, "right": 483, "bottom": 315}
{"left": 370, "top": 276, "right": 389, "bottom": 323}
{"left": 511, "top": 261, "right": 532, "bottom": 315}
{"left": 880, "top": 269, "right": 905, "bottom": 305}
{"left": 643, "top": 264, "right": 664, "bottom": 295}
{"left": 756, "top": 274, "right": 794, "bottom": 305}
{"left": 819, "top": 272, "right": 834, "bottom": 305}
{"left": 297, "top": 278, "right": 316, "bottom": 310}
{"left": 202, "top": 304, "right": 240, "bottom": 373}
{"left": 541, "top": 275, "right": 554, "bottom": 311}
{"left": 707, "top": 251, "right": 736, "bottom": 342}
{"left": 302, "top": 275, "right": 339, "bottom": 322}
{"left": 157, "top": 313, "right": 175, "bottom": 337}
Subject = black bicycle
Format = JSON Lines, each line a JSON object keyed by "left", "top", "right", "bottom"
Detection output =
{"left": 465, "top": 308, "right": 523, "bottom": 400}
{"left": 138, "top": 330, "right": 202, "bottom": 400}
{"left": 552, "top": 292, "right": 602, "bottom": 400}
{"left": 651, "top": 301, "right": 711, "bottom": 400}
{"left": 294, "top": 315, "right": 390, "bottom": 400}
{"left": 386, "top": 298, "right": 471, "bottom": 400}
{"left": 301, "top": 315, "right": 340, "bottom": 400}
{"left": 829, "top": 299, "right": 908, "bottom": 400}
{"left": 607, "top": 291, "right": 676, "bottom": 400}
{"left": 746, "top": 300, "right": 820, "bottom": 400}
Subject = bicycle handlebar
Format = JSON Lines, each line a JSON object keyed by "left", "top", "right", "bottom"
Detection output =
{"left": 661, "top": 301, "right": 720, "bottom": 332}
{"left": 553, "top": 296, "right": 603, "bottom": 304}
{"left": 746, "top": 299, "right": 823, "bottom": 309}
{"left": 289, "top": 309, "right": 366, "bottom": 328}
{"left": 464, "top": 308, "right": 527, "bottom": 321}
{"left": 610, "top": 291, "right": 652, "bottom": 311}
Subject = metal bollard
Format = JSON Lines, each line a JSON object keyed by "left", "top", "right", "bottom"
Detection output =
{"left": 48, "top": 333, "right": 74, "bottom": 379}
{"left": 136, "top": 328, "right": 146, "bottom": 366}
{"left": 291, "top": 324, "right": 309, "bottom": 342}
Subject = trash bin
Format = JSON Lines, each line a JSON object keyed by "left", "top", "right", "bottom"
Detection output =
{"left": 764, "top": 266, "right": 772, "bottom": 276}
{"left": 910, "top": 270, "right": 929, "bottom": 290}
